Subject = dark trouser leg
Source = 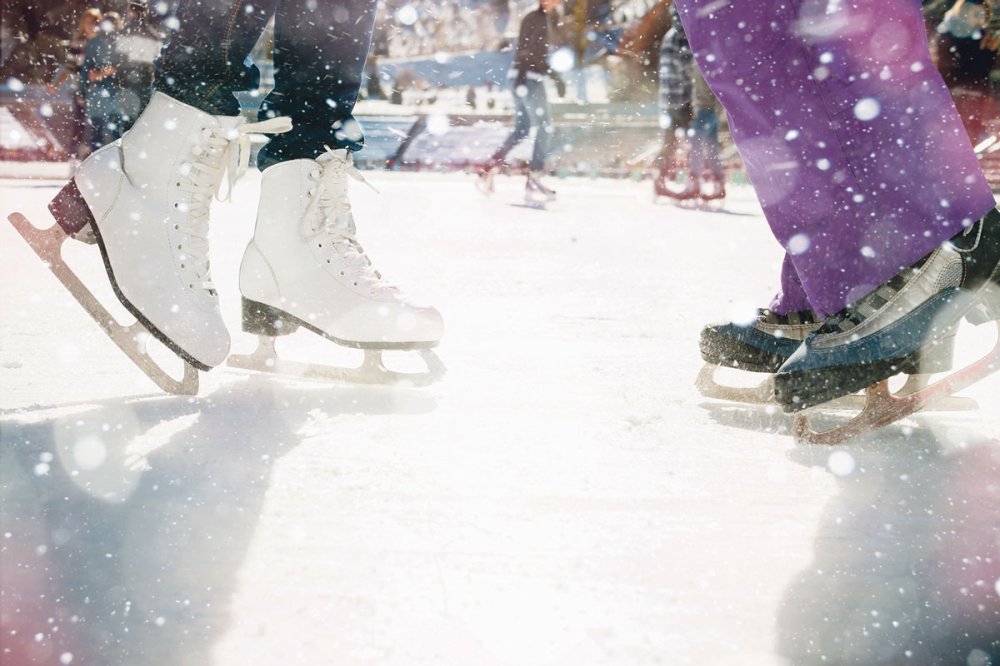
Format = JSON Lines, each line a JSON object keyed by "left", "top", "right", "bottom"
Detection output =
{"left": 657, "top": 26, "right": 693, "bottom": 175}
{"left": 155, "top": 0, "right": 278, "bottom": 116}
{"left": 656, "top": 105, "right": 691, "bottom": 173}
{"left": 257, "top": 0, "right": 379, "bottom": 167}
{"left": 527, "top": 81, "right": 551, "bottom": 172}
{"left": 490, "top": 83, "right": 534, "bottom": 165}
{"left": 688, "top": 106, "right": 720, "bottom": 177}
{"left": 675, "top": 0, "right": 994, "bottom": 316}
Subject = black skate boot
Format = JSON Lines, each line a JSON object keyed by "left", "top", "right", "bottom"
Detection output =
{"left": 774, "top": 206, "right": 1000, "bottom": 417}
{"left": 697, "top": 309, "right": 819, "bottom": 402}
{"left": 701, "top": 309, "right": 819, "bottom": 372}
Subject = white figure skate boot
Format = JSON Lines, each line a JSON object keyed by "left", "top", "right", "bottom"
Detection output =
{"left": 19, "top": 92, "right": 291, "bottom": 393}
{"left": 525, "top": 170, "right": 556, "bottom": 205}
{"left": 233, "top": 148, "right": 445, "bottom": 384}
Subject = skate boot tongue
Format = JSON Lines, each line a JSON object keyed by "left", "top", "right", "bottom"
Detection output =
{"left": 177, "top": 115, "right": 293, "bottom": 294}
{"left": 213, "top": 116, "right": 294, "bottom": 202}
{"left": 305, "top": 149, "right": 397, "bottom": 298}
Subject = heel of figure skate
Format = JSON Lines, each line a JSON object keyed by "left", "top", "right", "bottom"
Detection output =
{"left": 48, "top": 180, "right": 97, "bottom": 244}
{"left": 241, "top": 297, "right": 302, "bottom": 336}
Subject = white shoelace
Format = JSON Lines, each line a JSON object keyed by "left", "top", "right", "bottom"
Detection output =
{"left": 175, "top": 116, "right": 293, "bottom": 292}
{"left": 301, "top": 149, "right": 392, "bottom": 295}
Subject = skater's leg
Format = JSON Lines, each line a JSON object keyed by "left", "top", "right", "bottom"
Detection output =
{"left": 687, "top": 71, "right": 714, "bottom": 179}
{"left": 770, "top": 254, "right": 813, "bottom": 315}
{"left": 655, "top": 25, "right": 695, "bottom": 195}
{"left": 657, "top": 24, "right": 693, "bottom": 130}
{"left": 526, "top": 80, "right": 551, "bottom": 173}
{"left": 156, "top": 0, "right": 278, "bottom": 116}
{"left": 257, "top": 0, "right": 380, "bottom": 166}
{"left": 674, "top": 0, "right": 995, "bottom": 317}
{"left": 690, "top": 73, "right": 725, "bottom": 186}
{"left": 490, "top": 90, "right": 532, "bottom": 165}
{"left": 687, "top": 107, "right": 714, "bottom": 179}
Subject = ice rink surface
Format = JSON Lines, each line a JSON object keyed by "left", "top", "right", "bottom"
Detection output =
{"left": 2, "top": 172, "right": 998, "bottom": 665}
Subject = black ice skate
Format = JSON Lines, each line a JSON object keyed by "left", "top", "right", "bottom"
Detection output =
{"left": 698, "top": 308, "right": 977, "bottom": 413}
{"left": 696, "top": 309, "right": 819, "bottom": 402}
{"left": 774, "top": 206, "right": 1000, "bottom": 444}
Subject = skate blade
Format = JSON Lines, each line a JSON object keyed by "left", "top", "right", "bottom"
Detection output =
{"left": 792, "top": 322, "right": 999, "bottom": 445}
{"left": 7, "top": 212, "right": 199, "bottom": 395}
{"left": 227, "top": 335, "right": 446, "bottom": 387}
{"left": 696, "top": 364, "right": 978, "bottom": 412}
{"left": 653, "top": 186, "right": 698, "bottom": 204}
{"left": 695, "top": 364, "right": 774, "bottom": 403}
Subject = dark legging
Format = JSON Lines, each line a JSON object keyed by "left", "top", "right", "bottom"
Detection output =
{"left": 155, "top": 0, "right": 378, "bottom": 166}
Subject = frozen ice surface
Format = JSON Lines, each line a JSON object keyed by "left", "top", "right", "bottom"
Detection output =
{"left": 1, "top": 172, "right": 998, "bottom": 665}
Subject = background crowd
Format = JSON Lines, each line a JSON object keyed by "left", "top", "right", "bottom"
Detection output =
{"left": 1, "top": 0, "right": 997, "bottom": 180}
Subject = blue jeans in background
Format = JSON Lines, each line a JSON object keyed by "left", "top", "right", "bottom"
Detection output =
{"left": 490, "top": 78, "right": 552, "bottom": 172}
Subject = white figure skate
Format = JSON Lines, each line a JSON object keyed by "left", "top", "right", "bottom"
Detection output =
{"left": 8, "top": 92, "right": 292, "bottom": 394}
{"left": 524, "top": 170, "right": 556, "bottom": 207}
{"left": 230, "top": 148, "right": 445, "bottom": 385}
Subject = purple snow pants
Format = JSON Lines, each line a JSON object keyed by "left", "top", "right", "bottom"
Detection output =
{"left": 673, "top": 0, "right": 996, "bottom": 317}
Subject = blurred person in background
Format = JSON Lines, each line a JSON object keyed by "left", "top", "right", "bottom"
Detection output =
{"left": 652, "top": 3, "right": 693, "bottom": 199}
{"left": 80, "top": 11, "right": 124, "bottom": 152}
{"left": 49, "top": 8, "right": 104, "bottom": 158}
{"left": 653, "top": 4, "right": 725, "bottom": 203}
{"left": 686, "top": 67, "right": 726, "bottom": 201}
{"left": 924, "top": 0, "right": 1000, "bottom": 144}
{"left": 477, "top": 0, "right": 566, "bottom": 203}
{"left": 112, "top": 1, "right": 163, "bottom": 132}
{"left": 1, "top": 0, "right": 93, "bottom": 85}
